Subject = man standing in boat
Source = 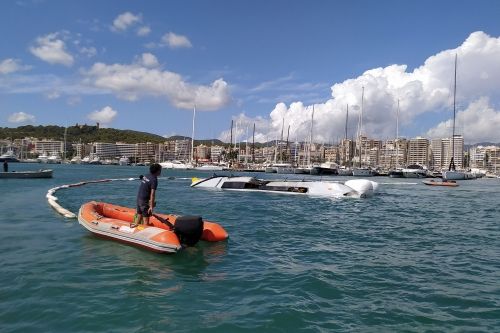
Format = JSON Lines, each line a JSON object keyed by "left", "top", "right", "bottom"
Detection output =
{"left": 3, "top": 160, "right": 8, "bottom": 172}
{"left": 132, "top": 163, "right": 162, "bottom": 227}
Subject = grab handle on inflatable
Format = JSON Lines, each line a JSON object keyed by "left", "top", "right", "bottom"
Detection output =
{"left": 153, "top": 214, "right": 174, "bottom": 230}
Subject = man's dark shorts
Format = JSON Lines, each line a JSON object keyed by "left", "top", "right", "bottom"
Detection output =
{"left": 137, "top": 201, "right": 150, "bottom": 217}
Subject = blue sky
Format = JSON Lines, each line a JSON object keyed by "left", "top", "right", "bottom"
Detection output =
{"left": 1, "top": 0, "right": 500, "bottom": 142}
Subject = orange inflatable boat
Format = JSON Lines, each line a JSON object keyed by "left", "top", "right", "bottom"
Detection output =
{"left": 78, "top": 201, "right": 228, "bottom": 254}
{"left": 422, "top": 180, "right": 459, "bottom": 187}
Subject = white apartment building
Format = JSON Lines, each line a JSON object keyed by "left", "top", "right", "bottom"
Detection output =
{"left": 34, "top": 140, "right": 64, "bottom": 154}
{"left": 407, "top": 137, "right": 430, "bottom": 167}
{"left": 431, "top": 135, "right": 464, "bottom": 170}
{"left": 470, "top": 145, "right": 500, "bottom": 173}
{"left": 210, "top": 145, "right": 224, "bottom": 162}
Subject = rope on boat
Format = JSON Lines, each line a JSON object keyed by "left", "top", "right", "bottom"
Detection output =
{"left": 46, "top": 178, "right": 138, "bottom": 219}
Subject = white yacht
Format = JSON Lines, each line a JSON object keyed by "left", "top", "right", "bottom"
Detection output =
{"left": 159, "top": 160, "right": 192, "bottom": 170}
{"left": 70, "top": 156, "right": 81, "bottom": 164}
{"left": 37, "top": 152, "right": 49, "bottom": 163}
{"left": 118, "top": 156, "right": 130, "bottom": 166}
{"left": 352, "top": 167, "right": 377, "bottom": 177}
{"left": 442, "top": 170, "right": 475, "bottom": 180}
{"left": 274, "top": 163, "right": 296, "bottom": 174}
{"left": 47, "top": 152, "right": 62, "bottom": 164}
{"left": 89, "top": 156, "right": 101, "bottom": 165}
{"left": 402, "top": 164, "right": 428, "bottom": 178}
{"left": 81, "top": 156, "right": 91, "bottom": 164}
{"left": 194, "top": 164, "right": 224, "bottom": 171}
{"left": 310, "top": 162, "right": 338, "bottom": 176}
{"left": 0, "top": 150, "right": 19, "bottom": 162}
{"left": 338, "top": 167, "right": 353, "bottom": 176}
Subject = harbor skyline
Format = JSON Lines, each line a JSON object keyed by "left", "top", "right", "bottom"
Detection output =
{"left": 1, "top": 1, "right": 500, "bottom": 143}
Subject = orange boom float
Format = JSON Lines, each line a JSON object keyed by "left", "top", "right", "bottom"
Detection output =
{"left": 78, "top": 201, "right": 228, "bottom": 254}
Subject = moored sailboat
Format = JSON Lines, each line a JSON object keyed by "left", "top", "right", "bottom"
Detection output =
{"left": 442, "top": 55, "right": 475, "bottom": 181}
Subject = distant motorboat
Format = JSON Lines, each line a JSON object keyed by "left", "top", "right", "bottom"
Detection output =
{"left": 70, "top": 156, "right": 81, "bottom": 164}
{"left": 402, "top": 164, "right": 428, "bottom": 178}
{"left": 293, "top": 167, "right": 311, "bottom": 174}
{"left": 159, "top": 160, "right": 192, "bottom": 170}
{"left": 191, "top": 175, "right": 378, "bottom": 198}
{"left": 352, "top": 167, "right": 377, "bottom": 177}
{"left": 37, "top": 152, "right": 49, "bottom": 163}
{"left": 118, "top": 156, "right": 130, "bottom": 166}
{"left": 47, "top": 153, "right": 62, "bottom": 164}
{"left": 89, "top": 156, "right": 102, "bottom": 165}
{"left": 81, "top": 156, "right": 91, "bottom": 164}
{"left": 274, "top": 163, "right": 296, "bottom": 174}
{"left": 337, "top": 167, "right": 353, "bottom": 176}
{"left": 0, "top": 150, "right": 19, "bottom": 163}
{"left": 422, "top": 179, "right": 459, "bottom": 187}
{"left": 0, "top": 169, "right": 53, "bottom": 179}
{"left": 310, "top": 162, "right": 338, "bottom": 176}
{"left": 442, "top": 170, "right": 476, "bottom": 180}
{"left": 265, "top": 166, "right": 277, "bottom": 173}
{"left": 194, "top": 164, "right": 224, "bottom": 171}
{"left": 389, "top": 168, "right": 404, "bottom": 178}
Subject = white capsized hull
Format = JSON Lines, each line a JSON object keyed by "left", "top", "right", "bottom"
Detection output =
{"left": 191, "top": 176, "right": 378, "bottom": 198}
{"left": 442, "top": 170, "right": 476, "bottom": 180}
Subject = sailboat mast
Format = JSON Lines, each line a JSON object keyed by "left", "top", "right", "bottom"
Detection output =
{"left": 359, "top": 87, "right": 364, "bottom": 168}
{"left": 279, "top": 117, "right": 284, "bottom": 163}
{"left": 252, "top": 123, "right": 255, "bottom": 163}
{"left": 450, "top": 54, "right": 457, "bottom": 171}
{"left": 345, "top": 104, "right": 349, "bottom": 166}
{"left": 190, "top": 105, "right": 196, "bottom": 164}
{"left": 396, "top": 99, "right": 400, "bottom": 168}
{"left": 285, "top": 125, "right": 290, "bottom": 162}
{"left": 63, "top": 127, "right": 67, "bottom": 162}
{"left": 308, "top": 105, "right": 315, "bottom": 165}
{"left": 229, "top": 119, "right": 233, "bottom": 163}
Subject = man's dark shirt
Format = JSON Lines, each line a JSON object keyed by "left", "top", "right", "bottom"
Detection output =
{"left": 137, "top": 173, "right": 158, "bottom": 203}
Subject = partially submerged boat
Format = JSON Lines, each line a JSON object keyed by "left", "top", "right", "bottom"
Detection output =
{"left": 422, "top": 180, "right": 459, "bottom": 187}
{"left": 78, "top": 202, "right": 228, "bottom": 254}
{"left": 0, "top": 169, "right": 53, "bottom": 179}
{"left": 191, "top": 176, "right": 378, "bottom": 198}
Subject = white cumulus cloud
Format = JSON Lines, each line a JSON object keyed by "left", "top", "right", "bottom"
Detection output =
{"left": 161, "top": 32, "right": 192, "bottom": 49}
{"left": 82, "top": 55, "right": 230, "bottom": 110}
{"left": 137, "top": 26, "right": 151, "bottom": 37}
{"left": 112, "top": 12, "right": 142, "bottom": 32}
{"left": 8, "top": 112, "right": 36, "bottom": 123}
{"left": 139, "top": 53, "right": 159, "bottom": 68}
{"left": 30, "top": 32, "right": 74, "bottom": 66}
{"left": 79, "top": 46, "right": 97, "bottom": 58}
{"left": 226, "top": 31, "right": 500, "bottom": 144}
{"left": 87, "top": 106, "right": 117, "bottom": 124}
{"left": 0, "top": 58, "right": 32, "bottom": 74}
{"left": 45, "top": 90, "right": 60, "bottom": 100}
{"left": 426, "top": 97, "right": 500, "bottom": 143}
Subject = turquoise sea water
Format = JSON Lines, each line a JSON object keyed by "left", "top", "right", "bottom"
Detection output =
{"left": 1, "top": 163, "right": 499, "bottom": 332}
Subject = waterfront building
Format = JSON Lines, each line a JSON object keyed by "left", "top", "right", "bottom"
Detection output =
{"left": 34, "top": 140, "right": 64, "bottom": 155}
{"left": 93, "top": 142, "right": 117, "bottom": 158}
{"left": 469, "top": 145, "right": 500, "bottom": 173}
{"left": 407, "top": 137, "right": 430, "bottom": 167}
{"left": 174, "top": 139, "right": 192, "bottom": 161}
{"left": 195, "top": 144, "right": 211, "bottom": 161}
{"left": 339, "top": 139, "right": 355, "bottom": 167}
{"left": 74, "top": 143, "right": 92, "bottom": 158}
{"left": 430, "top": 135, "right": 464, "bottom": 170}
{"left": 324, "top": 146, "right": 339, "bottom": 163}
{"left": 210, "top": 145, "right": 224, "bottom": 162}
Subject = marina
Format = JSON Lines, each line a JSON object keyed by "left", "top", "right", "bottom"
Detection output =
{"left": 1, "top": 1, "right": 500, "bottom": 331}
{"left": 0, "top": 163, "right": 499, "bottom": 332}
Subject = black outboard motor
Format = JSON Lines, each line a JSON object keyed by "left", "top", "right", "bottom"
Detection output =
{"left": 153, "top": 214, "right": 204, "bottom": 247}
